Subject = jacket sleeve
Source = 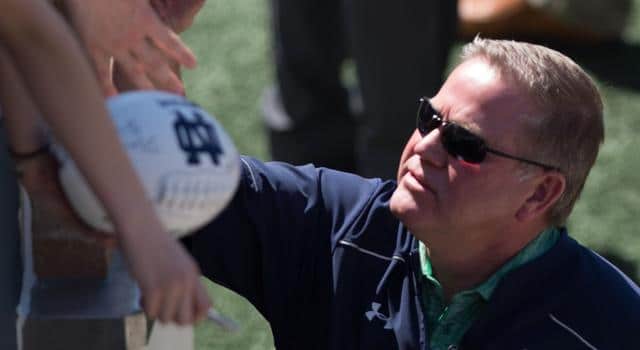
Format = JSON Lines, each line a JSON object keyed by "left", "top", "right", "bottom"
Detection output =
{"left": 181, "top": 156, "right": 382, "bottom": 335}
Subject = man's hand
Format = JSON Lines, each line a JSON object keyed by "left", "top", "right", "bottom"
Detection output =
{"left": 64, "top": 0, "right": 197, "bottom": 96}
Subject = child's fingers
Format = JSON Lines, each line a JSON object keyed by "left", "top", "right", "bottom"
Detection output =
{"left": 132, "top": 39, "right": 184, "bottom": 95}
{"left": 89, "top": 52, "right": 117, "bottom": 97}
{"left": 142, "top": 288, "right": 162, "bottom": 320}
{"left": 194, "top": 282, "right": 212, "bottom": 322}
{"left": 147, "top": 64, "right": 184, "bottom": 95}
{"left": 158, "top": 283, "right": 183, "bottom": 323}
{"left": 176, "top": 289, "right": 195, "bottom": 325}
{"left": 146, "top": 13, "right": 196, "bottom": 69}
{"left": 113, "top": 52, "right": 154, "bottom": 91}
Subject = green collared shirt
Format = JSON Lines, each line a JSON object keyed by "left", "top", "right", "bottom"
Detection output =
{"left": 419, "top": 227, "right": 560, "bottom": 350}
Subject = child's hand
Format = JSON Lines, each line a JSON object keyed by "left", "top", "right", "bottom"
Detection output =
{"left": 64, "top": 0, "right": 196, "bottom": 96}
{"left": 117, "top": 212, "right": 211, "bottom": 325}
{"left": 18, "top": 152, "right": 211, "bottom": 324}
{"left": 150, "top": 0, "right": 206, "bottom": 34}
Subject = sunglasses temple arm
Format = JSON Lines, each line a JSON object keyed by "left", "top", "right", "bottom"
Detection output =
{"left": 485, "top": 148, "right": 559, "bottom": 171}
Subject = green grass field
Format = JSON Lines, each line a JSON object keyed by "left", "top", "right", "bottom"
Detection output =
{"left": 181, "top": 2, "right": 640, "bottom": 348}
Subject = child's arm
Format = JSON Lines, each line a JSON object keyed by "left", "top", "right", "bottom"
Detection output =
{"left": 0, "top": 50, "right": 47, "bottom": 158}
{"left": 0, "top": 0, "right": 210, "bottom": 324}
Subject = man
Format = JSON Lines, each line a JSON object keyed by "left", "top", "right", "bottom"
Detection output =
{"left": 184, "top": 38, "right": 640, "bottom": 349}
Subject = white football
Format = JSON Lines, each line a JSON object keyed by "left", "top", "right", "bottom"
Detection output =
{"left": 54, "top": 91, "right": 241, "bottom": 238}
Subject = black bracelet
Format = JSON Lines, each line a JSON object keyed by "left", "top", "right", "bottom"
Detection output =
{"left": 9, "top": 144, "right": 50, "bottom": 161}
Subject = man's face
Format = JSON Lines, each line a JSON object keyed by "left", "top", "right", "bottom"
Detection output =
{"left": 390, "top": 58, "right": 540, "bottom": 242}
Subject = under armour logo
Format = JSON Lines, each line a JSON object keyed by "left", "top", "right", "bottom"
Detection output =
{"left": 173, "top": 110, "right": 223, "bottom": 165}
{"left": 365, "top": 302, "right": 393, "bottom": 330}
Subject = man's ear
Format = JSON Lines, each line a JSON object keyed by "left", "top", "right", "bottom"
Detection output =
{"left": 516, "top": 172, "right": 566, "bottom": 222}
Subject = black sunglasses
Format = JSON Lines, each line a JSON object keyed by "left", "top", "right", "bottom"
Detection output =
{"left": 416, "top": 97, "right": 559, "bottom": 171}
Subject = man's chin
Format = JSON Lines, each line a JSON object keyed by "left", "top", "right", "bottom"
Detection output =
{"left": 391, "top": 186, "right": 440, "bottom": 234}
{"left": 390, "top": 188, "right": 421, "bottom": 221}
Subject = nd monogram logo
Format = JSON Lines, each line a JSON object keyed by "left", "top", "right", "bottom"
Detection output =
{"left": 173, "top": 110, "right": 223, "bottom": 165}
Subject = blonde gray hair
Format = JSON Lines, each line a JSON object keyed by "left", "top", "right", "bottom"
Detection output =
{"left": 460, "top": 37, "right": 604, "bottom": 226}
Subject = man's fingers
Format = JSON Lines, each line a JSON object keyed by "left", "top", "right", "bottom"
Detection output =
{"left": 146, "top": 14, "right": 196, "bottom": 69}
{"left": 113, "top": 52, "right": 154, "bottom": 91}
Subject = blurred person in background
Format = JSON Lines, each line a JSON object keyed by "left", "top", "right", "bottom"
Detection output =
{"left": 458, "top": 0, "right": 632, "bottom": 43}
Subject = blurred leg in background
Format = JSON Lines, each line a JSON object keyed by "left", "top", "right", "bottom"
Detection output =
{"left": 264, "top": 0, "right": 355, "bottom": 172}
{"left": 345, "top": 0, "right": 457, "bottom": 178}
{"left": 263, "top": 0, "right": 457, "bottom": 179}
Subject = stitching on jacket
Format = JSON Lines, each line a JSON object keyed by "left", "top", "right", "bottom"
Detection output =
{"left": 548, "top": 313, "right": 598, "bottom": 350}
{"left": 240, "top": 158, "right": 257, "bottom": 190}
{"left": 338, "top": 240, "right": 406, "bottom": 263}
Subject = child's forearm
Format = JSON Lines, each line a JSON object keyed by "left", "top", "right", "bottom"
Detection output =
{"left": 0, "top": 0, "right": 163, "bottom": 240}
{"left": 0, "top": 48, "right": 48, "bottom": 155}
{"left": 0, "top": 0, "right": 211, "bottom": 324}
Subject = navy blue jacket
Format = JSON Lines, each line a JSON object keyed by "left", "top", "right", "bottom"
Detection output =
{"left": 183, "top": 157, "right": 640, "bottom": 349}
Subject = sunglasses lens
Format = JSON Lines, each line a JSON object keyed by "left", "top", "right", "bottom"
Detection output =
{"left": 442, "top": 124, "right": 487, "bottom": 163}
{"left": 417, "top": 99, "right": 441, "bottom": 135}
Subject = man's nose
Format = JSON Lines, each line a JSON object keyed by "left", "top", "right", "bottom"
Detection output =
{"left": 412, "top": 128, "right": 447, "bottom": 168}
